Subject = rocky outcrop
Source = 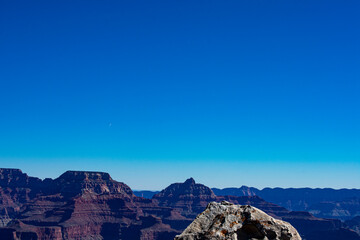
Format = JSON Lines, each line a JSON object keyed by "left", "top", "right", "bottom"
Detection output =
{"left": 175, "top": 201, "right": 301, "bottom": 240}
{"left": 0, "top": 170, "right": 358, "bottom": 240}
{"left": 152, "top": 178, "right": 359, "bottom": 240}
{"left": 152, "top": 178, "right": 290, "bottom": 220}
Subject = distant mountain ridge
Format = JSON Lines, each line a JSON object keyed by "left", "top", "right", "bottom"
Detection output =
{"left": 136, "top": 184, "right": 360, "bottom": 221}
{"left": 0, "top": 168, "right": 359, "bottom": 240}
{"left": 147, "top": 177, "right": 359, "bottom": 240}
{"left": 213, "top": 186, "right": 360, "bottom": 220}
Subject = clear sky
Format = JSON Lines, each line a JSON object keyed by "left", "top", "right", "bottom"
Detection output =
{"left": 0, "top": 0, "right": 359, "bottom": 190}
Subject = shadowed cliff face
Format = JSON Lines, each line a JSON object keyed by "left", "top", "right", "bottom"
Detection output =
{"left": 153, "top": 178, "right": 217, "bottom": 218}
{"left": 0, "top": 169, "right": 359, "bottom": 240}
{"left": 0, "top": 169, "right": 42, "bottom": 188}
{"left": 0, "top": 169, "right": 182, "bottom": 240}
{"left": 154, "top": 178, "right": 216, "bottom": 200}
{"left": 0, "top": 168, "right": 43, "bottom": 199}
{"left": 51, "top": 171, "right": 135, "bottom": 198}
{"left": 346, "top": 216, "right": 360, "bottom": 236}
{"left": 0, "top": 169, "right": 45, "bottom": 227}
{"left": 0, "top": 169, "right": 135, "bottom": 199}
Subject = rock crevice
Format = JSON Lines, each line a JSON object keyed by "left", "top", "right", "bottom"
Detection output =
{"left": 175, "top": 201, "right": 301, "bottom": 240}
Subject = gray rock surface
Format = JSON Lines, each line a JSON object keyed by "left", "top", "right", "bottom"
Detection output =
{"left": 175, "top": 201, "right": 301, "bottom": 240}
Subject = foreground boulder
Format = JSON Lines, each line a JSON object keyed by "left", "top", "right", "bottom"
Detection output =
{"left": 175, "top": 201, "right": 301, "bottom": 240}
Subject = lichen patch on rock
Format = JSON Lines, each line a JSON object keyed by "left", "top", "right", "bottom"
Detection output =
{"left": 175, "top": 201, "right": 301, "bottom": 240}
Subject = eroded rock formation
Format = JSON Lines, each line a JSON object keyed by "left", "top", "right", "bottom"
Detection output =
{"left": 0, "top": 169, "right": 358, "bottom": 240}
{"left": 153, "top": 178, "right": 217, "bottom": 218}
{"left": 0, "top": 169, "right": 181, "bottom": 240}
{"left": 175, "top": 201, "right": 301, "bottom": 240}
{"left": 153, "top": 178, "right": 290, "bottom": 220}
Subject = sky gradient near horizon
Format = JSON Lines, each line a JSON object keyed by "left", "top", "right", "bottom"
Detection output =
{"left": 1, "top": 0, "right": 359, "bottom": 190}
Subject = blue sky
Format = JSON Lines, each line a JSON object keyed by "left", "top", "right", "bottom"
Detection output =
{"left": 0, "top": 0, "right": 359, "bottom": 190}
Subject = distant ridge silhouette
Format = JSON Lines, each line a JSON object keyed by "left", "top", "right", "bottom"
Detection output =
{"left": 0, "top": 169, "right": 359, "bottom": 240}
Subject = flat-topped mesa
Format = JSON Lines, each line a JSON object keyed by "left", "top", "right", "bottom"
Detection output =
{"left": 52, "top": 170, "right": 134, "bottom": 198}
{"left": 57, "top": 171, "right": 112, "bottom": 181}
{"left": 153, "top": 178, "right": 216, "bottom": 218}
{"left": 175, "top": 201, "right": 302, "bottom": 240}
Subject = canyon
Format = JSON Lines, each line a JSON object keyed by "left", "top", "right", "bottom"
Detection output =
{"left": 0, "top": 168, "right": 359, "bottom": 240}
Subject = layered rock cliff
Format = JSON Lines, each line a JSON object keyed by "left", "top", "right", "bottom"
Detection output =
{"left": 0, "top": 169, "right": 359, "bottom": 240}
{"left": 153, "top": 178, "right": 217, "bottom": 218}
{"left": 51, "top": 171, "right": 135, "bottom": 198}
{"left": 0, "top": 169, "right": 181, "bottom": 240}
{"left": 153, "top": 178, "right": 290, "bottom": 220}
